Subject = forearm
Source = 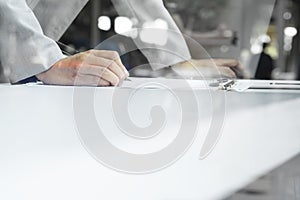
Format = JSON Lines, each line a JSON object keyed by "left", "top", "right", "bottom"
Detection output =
{"left": 111, "top": 0, "right": 191, "bottom": 69}
{"left": 0, "top": 0, "right": 64, "bottom": 83}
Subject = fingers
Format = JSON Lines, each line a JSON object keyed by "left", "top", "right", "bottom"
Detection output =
{"left": 172, "top": 59, "right": 238, "bottom": 79}
{"left": 218, "top": 67, "right": 237, "bottom": 78}
{"left": 36, "top": 50, "right": 130, "bottom": 87}
{"left": 83, "top": 56, "right": 126, "bottom": 80}
{"left": 190, "top": 59, "right": 248, "bottom": 79}
{"left": 212, "top": 59, "right": 239, "bottom": 67}
{"left": 78, "top": 65, "right": 120, "bottom": 86}
{"left": 88, "top": 50, "right": 129, "bottom": 77}
{"left": 76, "top": 50, "right": 129, "bottom": 86}
{"left": 75, "top": 74, "right": 111, "bottom": 86}
{"left": 193, "top": 59, "right": 239, "bottom": 68}
{"left": 212, "top": 59, "right": 249, "bottom": 78}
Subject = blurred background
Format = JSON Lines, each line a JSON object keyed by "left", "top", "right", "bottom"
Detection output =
{"left": 2, "top": 0, "right": 300, "bottom": 81}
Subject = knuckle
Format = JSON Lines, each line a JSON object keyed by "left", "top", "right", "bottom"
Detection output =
{"left": 78, "top": 53, "right": 89, "bottom": 61}
{"left": 226, "top": 69, "right": 236, "bottom": 77}
{"left": 100, "top": 68, "right": 108, "bottom": 76}
{"left": 110, "top": 51, "right": 120, "bottom": 59}
{"left": 83, "top": 51, "right": 93, "bottom": 58}
{"left": 86, "top": 49, "right": 94, "bottom": 54}
{"left": 107, "top": 60, "right": 117, "bottom": 69}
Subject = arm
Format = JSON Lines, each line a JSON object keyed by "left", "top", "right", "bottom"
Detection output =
{"left": 0, "top": 0, "right": 65, "bottom": 83}
{"left": 0, "top": 0, "right": 128, "bottom": 85}
{"left": 111, "top": 0, "right": 192, "bottom": 69}
{"left": 31, "top": 0, "right": 89, "bottom": 41}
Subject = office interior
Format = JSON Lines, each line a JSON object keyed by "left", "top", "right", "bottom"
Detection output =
{"left": 1, "top": 0, "right": 300, "bottom": 200}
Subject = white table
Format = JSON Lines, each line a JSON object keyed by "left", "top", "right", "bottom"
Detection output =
{"left": 1, "top": 81, "right": 300, "bottom": 200}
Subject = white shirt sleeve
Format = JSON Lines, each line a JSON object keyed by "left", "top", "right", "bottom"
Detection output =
{"left": 31, "top": 0, "right": 89, "bottom": 41}
{"left": 111, "top": 0, "right": 191, "bottom": 69}
{"left": 0, "top": 0, "right": 65, "bottom": 82}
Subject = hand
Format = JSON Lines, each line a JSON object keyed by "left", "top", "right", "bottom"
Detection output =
{"left": 36, "top": 50, "right": 129, "bottom": 86}
{"left": 172, "top": 59, "right": 249, "bottom": 79}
